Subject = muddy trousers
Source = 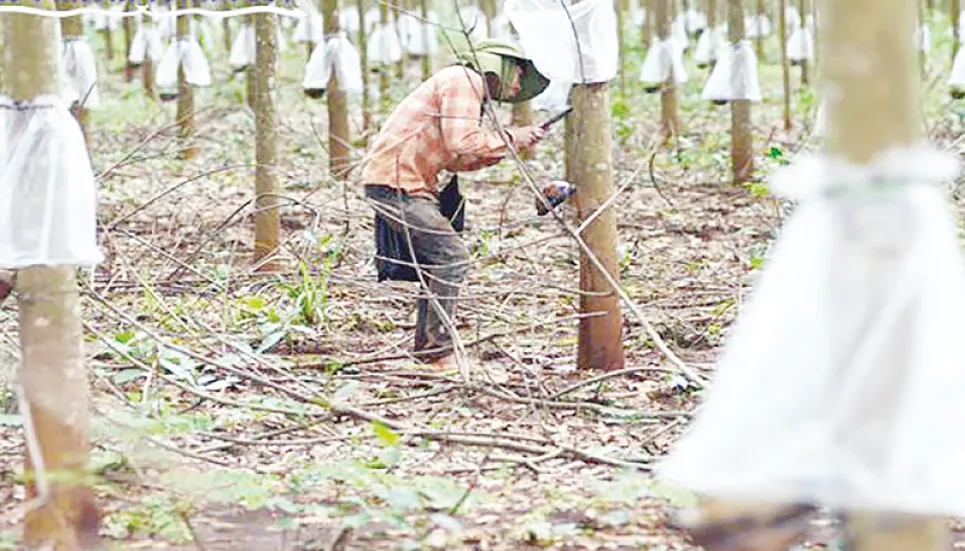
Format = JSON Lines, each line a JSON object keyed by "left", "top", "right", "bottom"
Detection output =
{"left": 365, "top": 186, "right": 470, "bottom": 361}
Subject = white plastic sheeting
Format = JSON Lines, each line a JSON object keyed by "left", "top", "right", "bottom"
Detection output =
{"left": 632, "top": 7, "right": 646, "bottom": 27}
{"left": 533, "top": 79, "right": 572, "bottom": 112}
{"left": 229, "top": 23, "right": 255, "bottom": 72}
{"left": 745, "top": 14, "right": 771, "bottom": 38}
{"left": 787, "top": 25, "right": 814, "bottom": 63}
{"left": 675, "top": 8, "right": 706, "bottom": 35}
{"left": 156, "top": 38, "right": 213, "bottom": 90}
{"left": 364, "top": 7, "right": 381, "bottom": 33}
{"left": 639, "top": 38, "right": 688, "bottom": 88}
{"left": 506, "top": 0, "right": 619, "bottom": 85}
{"left": 701, "top": 40, "right": 761, "bottom": 102}
{"left": 659, "top": 144, "right": 965, "bottom": 518}
{"left": 0, "top": 95, "right": 103, "bottom": 268}
{"left": 367, "top": 22, "right": 404, "bottom": 64}
{"left": 917, "top": 23, "right": 931, "bottom": 54}
{"left": 60, "top": 38, "right": 101, "bottom": 109}
{"left": 785, "top": 5, "right": 801, "bottom": 31}
{"left": 670, "top": 16, "right": 690, "bottom": 50}
{"left": 91, "top": 4, "right": 123, "bottom": 32}
{"left": 490, "top": 13, "right": 514, "bottom": 39}
{"left": 303, "top": 32, "right": 364, "bottom": 93}
{"left": 694, "top": 25, "right": 726, "bottom": 67}
{"left": 341, "top": 5, "right": 360, "bottom": 34}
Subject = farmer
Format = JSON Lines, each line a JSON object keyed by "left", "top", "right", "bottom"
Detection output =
{"left": 360, "top": 38, "right": 551, "bottom": 370}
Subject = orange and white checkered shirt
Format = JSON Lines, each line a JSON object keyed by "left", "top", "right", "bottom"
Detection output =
{"left": 359, "top": 65, "right": 520, "bottom": 198}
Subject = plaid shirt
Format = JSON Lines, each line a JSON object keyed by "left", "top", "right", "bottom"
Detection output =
{"left": 359, "top": 65, "right": 519, "bottom": 198}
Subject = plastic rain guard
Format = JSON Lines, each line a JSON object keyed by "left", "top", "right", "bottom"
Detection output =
{"left": 60, "top": 38, "right": 101, "bottom": 109}
{"left": 129, "top": 23, "right": 165, "bottom": 64}
{"left": 695, "top": 25, "right": 727, "bottom": 66}
{"left": 639, "top": 38, "right": 688, "bottom": 87}
{"left": 533, "top": 80, "right": 572, "bottom": 112}
{"left": 505, "top": 0, "right": 619, "bottom": 85}
{"left": 0, "top": 95, "right": 102, "bottom": 268}
{"left": 658, "top": 145, "right": 965, "bottom": 518}
{"left": 293, "top": 12, "right": 324, "bottom": 43}
{"left": 787, "top": 26, "right": 814, "bottom": 62}
{"left": 701, "top": 40, "right": 762, "bottom": 102}
{"left": 745, "top": 14, "right": 771, "bottom": 38}
{"left": 303, "top": 33, "right": 364, "bottom": 93}
{"left": 950, "top": 47, "right": 965, "bottom": 89}
{"left": 156, "top": 39, "right": 212, "bottom": 90}
{"left": 367, "top": 23, "right": 404, "bottom": 65}
{"left": 229, "top": 23, "right": 255, "bottom": 71}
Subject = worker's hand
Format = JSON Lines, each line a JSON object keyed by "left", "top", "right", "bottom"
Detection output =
{"left": 514, "top": 125, "right": 547, "bottom": 148}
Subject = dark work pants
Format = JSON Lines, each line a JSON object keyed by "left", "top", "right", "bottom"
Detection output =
{"left": 365, "top": 186, "right": 470, "bottom": 361}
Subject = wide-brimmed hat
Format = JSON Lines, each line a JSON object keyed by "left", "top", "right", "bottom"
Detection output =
{"left": 455, "top": 38, "right": 550, "bottom": 103}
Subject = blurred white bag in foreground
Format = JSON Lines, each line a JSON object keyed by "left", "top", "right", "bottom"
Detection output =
{"left": 0, "top": 95, "right": 103, "bottom": 268}
{"left": 506, "top": 0, "right": 618, "bottom": 84}
{"left": 787, "top": 25, "right": 814, "bottom": 63}
{"left": 918, "top": 23, "right": 931, "bottom": 54}
{"left": 659, "top": 145, "right": 965, "bottom": 517}
{"left": 813, "top": 99, "right": 827, "bottom": 137}
{"left": 303, "top": 33, "right": 364, "bottom": 93}
{"left": 639, "top": 38, "right": 688, "bottom": 89}
{"left": 701, "top": 40, "right": 761, "bottom": 102}
{"left": 156, "top": 39, "right": 212, "bottom": 91}
{"left": 60, "top": 38, "right": 101, "bottom": 109}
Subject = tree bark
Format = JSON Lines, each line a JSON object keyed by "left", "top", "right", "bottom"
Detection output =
{"left": 419, "top": 0, "right": 431, "bottom": 80}
{"left": 778, "top": 0, "right": 792, "bottom": 130}
{"left": 123, "top": 0, "right": 134, "bottom": 82}
{"left": 379, "top": 0, "right": 390, "bottom": 114}
{"left": 572, "top": 83, "right": 626, "bottom": 372}
{"left": 616, "top": 0, "right": 627, "bottom": 94}
{"left": 176, "top": 0, "right": 197, "bottom": 159}
{"left": 394, "top": 0, "right": 406, "bottom": 79}
{"left": 657, "top": 0, "right": 679, "bottom": 140}
{"left": 729, "top": 0, "right": 754, "bottom": 183}
{"left": 755, "top": 0, "right": 765, "bottom": 60}
{"left": 953, "top": 0, "right": 960, "bottom": 60}
{"left": 358, "top": 0, "right": 371, "bottom": 133}
{"left": 823, "top": 0, "right": 945, "bottom": 548}
{"left": 644, "top": 0, "right": 654, "bottom": 46}
{"left": 252, "top": 4, "right": 280, "bottom": 271}
{"left": 222, "top": 0, "right": 233, "bottom": 53}
{"left": 325, "top": 0, "right": 352, "bottom": 180}
{"left": 799, "top": 0, "right": 809, "bottom": 85}
{"left": 57, "top": 0, "right": 91, "bottom": 150}
{"left": 1, "top": 4, "right": 101, "bottom": 549}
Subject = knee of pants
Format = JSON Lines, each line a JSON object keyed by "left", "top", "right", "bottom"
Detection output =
{"left": 437, "top": 241, "right": 470, "bottom": 284}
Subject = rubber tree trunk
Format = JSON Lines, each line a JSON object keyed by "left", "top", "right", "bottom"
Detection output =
{"left": 616, "top": 0, "right": 627, "bottom": 94}
{"left": 953, "top": 0, "right": 960, "bottom": 60}
{"left": 57, "top": 0, "right": 90, "bottom": 149}
{"left": 729, "top": 0, "right": 754, "bottom": 183}
{"left": 394, "top": 0, "right": 406, "bottom": 79}
{"left": 755, "top": 0, "right": 765, "bottom": 60}
{"left": 252, "top": 4, "right": 280, "bottom": 271}
{"left": 358, "top": 0, "right": 371, "bottom": 133}
{"left": 1, "top": 5, "right": 101, "bottom": 548}
{"left": 123, "top": 0, "right": 134, "bottom": 82}
{"left": 572, "top": 84, "right": 626, "bottom": 372}
{"left": 379, "top": 1, "right": 390, "bottom": 114}
{"left": 142, "top": 13, "right": 156, "bottom": 99}
{"left": 707, "top": 0, "right": 717, "bottom": 68}
{"left": 100, "top": 1, "right": 115, "bottom": 63}
{"left": 799, "top": 0, "right": 809, "bottom": 85}
{"left": 419, "top": 0, "right": 431, "bottom": 80}
{"left": 657, "top": 0, "right": 679, "bottom": 140}
{"left": 778, "top": 0, "right": 792, "bottom": 130}
{"left": 222, "top": 0, "right": 233, "bottom": 52}
{"left": 176, "top": 0, "right": 197, "bottom": 159}
{"left": 325, "top": 0, "right": 352, "bottom": 180}
{"left": 644, "top": 0, "right": 654, "bottom": 46}
{"left": 823, "top": 0, "right": 946, "bottom": 548}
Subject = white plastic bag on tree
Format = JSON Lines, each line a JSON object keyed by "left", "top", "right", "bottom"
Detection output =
{"left": 195, "top": 16, "right": 216, "bottom": 52}
{"left": 367, "top": 23, "right": 404, "bottom": 64}
{"left": 156, "top": 39, "right": 212, "bottom": 90}
{"left": 364, "top": 7, "right": 381, "bottom": 33}
{"left": 129, "top": 23, "right": 165, "bottom": 64}
{"left": 694, "top": 24, "right": 726, "bottom": 67}
{"left": 0, "top": 95, "right": 103, "bottom": 268}
{"left": 303, "top": 32, "right": 364, "bottom": 94}
{"left": 632, "top": 7, "right": 646, "bottom": 27}
{"left": 745, "top": 14, "right": 771, "bottom": 38}
{"left": 506, "top": 0, "right": 619, "bottom": 84}
{"left": 533, "top": 79, "right": 572, "bottom": 111}
{"left": 341, "top": 5, "right": 360, "bottom": 34}
{"left": 659, "top": 145, "right": 965, "bottom": 518}
{"left": 813, "top": 99, "right": 826, "bottom": 136}
{"left": 917, "top": 23, "right": 931, "bottom": 54}
{"left": 670, "top": 16, "right": 690, "bottom": 49}
{"left": 60, "top": 38, "right": 101, "bottom": 109}
{"left": 229, "top": 23, "right": 255, "bottom": 72}
{"left": 457, "top": 5, "right": 489, "bottom": 40}
{"left": 785, "top": 5, "right": 801, "bottom": 31}
{"left": 639, "top": 38, "right": 688, "bottom": 91}
{"left": 156, "top": 10, "right": 176, "bottom": 39}
{"left": 92, "top": 5, "right": 122, "bottom": 32}
{"left": 675, "top": 8, "right": 706, "bottom": 35}
{"left": 293, "top": 11, "right": 324, "bottom": 43}
{"left": 949, "top": 47, "right": 965, "bottom": 96}
{"left": 787, "top": 25, "right": 814, "bottom": 64}
{"left": 404, "top": 17, "right": 441, "bottom": 57}
{"left": 701, "top": 40, "right": 762, "bottom": 103}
